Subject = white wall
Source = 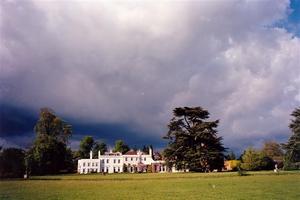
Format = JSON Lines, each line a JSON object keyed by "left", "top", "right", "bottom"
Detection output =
{"left": 77, "top": 149, "right": 169, "bottom": 174}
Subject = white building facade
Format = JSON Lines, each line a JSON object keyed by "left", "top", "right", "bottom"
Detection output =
{"left": 78, "top": 148, "right": 168, "bottom": 174}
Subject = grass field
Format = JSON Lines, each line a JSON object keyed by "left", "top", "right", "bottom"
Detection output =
{"left": 1, "top": 171, "right": 300, "bottom": 200}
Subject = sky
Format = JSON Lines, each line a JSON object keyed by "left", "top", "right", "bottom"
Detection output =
{"left": 0, "top": 0, "right": 300, "bottom": 154}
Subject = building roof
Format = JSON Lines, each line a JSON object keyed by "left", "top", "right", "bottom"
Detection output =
{"left": 124, "top": 150, "right": 137, "bottom": 155}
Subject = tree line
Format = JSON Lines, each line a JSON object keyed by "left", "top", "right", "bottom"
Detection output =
{"left": 163, "top": 106, "right": 300, "bottom": 172}
{"left": 0, "top": 108, "right": 151, "bottom": 177}
{"left": 1, "top": 106, "right": 300, "bottom": 178}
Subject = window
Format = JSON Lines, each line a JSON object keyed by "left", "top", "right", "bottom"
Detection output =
{"left": 144, "top": 157, "right": 146, "bottom": 161}
{"left": 83, "top": 162, "right": 85, "bottom": 167}
{"left": 95, "top": 163, "right": 98, "bottom": 167}
{"left": 92, "top": 162, "right": 94, "bottom": 167}
{"left": 88, "top": 162, "right": 90, "bottom": 167}
{"left": 113, "top": 167, "right": 116, "bottom": 173}
{"left": 106, "top": 168, "right": 109, "bottom": 173}
{"left": 114, "top": 159, "right": 116, "bottom": 163}
{"left": 131, "top": 158, "right": 133, "bottom": 161}
{"left": 107, "top": 159, "right": 109, "bottom": 163}
{"left": 118, "top": 159, "right": 120, "bottom": 163}
{"left": 118, "top": 167, "right": 120, "bottom": 172}
{"left": 136, "top": 158, "right": 138, "bottom": 161}
{"left": 83, "top": 169, "right": 85, "bottom": 173}
{"left": 125, "top": 157, "right": 127, "bottom": 161}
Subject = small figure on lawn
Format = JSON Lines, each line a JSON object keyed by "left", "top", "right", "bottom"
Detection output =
{"left": 274, "top": 164, "right": 279, "bottom": 173}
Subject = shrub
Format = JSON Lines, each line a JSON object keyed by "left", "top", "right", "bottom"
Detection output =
{"left": 0, "top": 148, "right": 25, "bottom": 178}
{"left": 240, "top": 147, "right": 275, "bottom": 171}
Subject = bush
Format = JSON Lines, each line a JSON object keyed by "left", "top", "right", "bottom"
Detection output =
{"left": 260, "top": 156, "right": 275, "bottom": 170}
{"left": 241, "top": 147, "right": 274, "bottom": 171}
{"left": 0, "top": 148, "right": 25, "bottom": 178}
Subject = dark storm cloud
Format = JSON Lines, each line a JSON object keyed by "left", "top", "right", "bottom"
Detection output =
{"left": 0, "top": 104, "right": 164, "bottom": 149}
{"left": 70, "top": 121, "right": 165, "bottom": 149}
{"left": 0, "top": 104, "right": 36, "bottom": 136}
{"left": 0, "top": 0, "right": 299, "bottom": 151}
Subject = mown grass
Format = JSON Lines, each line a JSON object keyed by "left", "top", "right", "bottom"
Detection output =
{"left": 1, "top": 171, "right": 299, "bottom": 200}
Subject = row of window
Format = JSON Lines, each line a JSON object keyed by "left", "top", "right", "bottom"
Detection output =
{"left": 125, "top": 157, "right": 147, "bottom": 162}
{"left": 82, "top": 168, "right": 98, "bottom": 173}
{"left": 82, "top": 162, "right": 98, "bottom": 167}
{"left": 98, "top": 167, "right": 121, "bottom": 173}
{"left": 104, "top": 157, "right": 147, "bottom": 163}
{"left": 81, "top": 166, "right": 167, "bottom": 173}
{"left": 82, "top": 157, "right": 148, "bottom": 167}
{"left": 81, "top": 166, "right": 121, "bottom": 173}
{"left": 106, "top": 159, "right": 121, "bottom": 164}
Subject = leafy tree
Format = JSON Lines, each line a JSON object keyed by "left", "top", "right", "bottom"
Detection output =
{"left": 240, "top": 147, "right": 262, "bottom": 170}
{"left": 93, "top": 141, "right": 107, "bottom": 157}
{"left": 113, "top": 140, "right": 130, "bottom": 154}
{"left": 241, "top": 147, "right": 274, "bottom": 171}
{"left": 27, "top": 137, "right": 72, "bottom": 175}
{"left": 27, "top": 108, "right": 73, "bottom": 175}
{"left": 34, "top": 108, "right": 71, "bottom": 144}
{"left": 78, "top": 136, "right": 94, "bottom": 158}
{"left": 163, "top": 107, "right": 225, "bottom": 172}
{"left": 283, "top": 107, "right": 300, "bottom": 170}
{"left": 0, "top": 148, "right": 25, "bottom": 178}
{"left": 262, "top": 140, "right": 284, "bottom": 162}
{"left": 77, "top": 136, "right": 108, "bottom": 159}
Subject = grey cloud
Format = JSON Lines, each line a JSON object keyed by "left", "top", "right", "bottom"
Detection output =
{"left": 0, "top": 0, "right": 299, "bottom": 150}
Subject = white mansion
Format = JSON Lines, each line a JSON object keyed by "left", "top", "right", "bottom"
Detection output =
{"left": 77, "top": 148, "right": 175, "bottom": 174}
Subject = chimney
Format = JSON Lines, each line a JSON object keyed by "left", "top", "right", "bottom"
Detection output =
{"left": 90, "top": 151, "right": 93, "bottom": 159}
{"left": 98, "top": 150, "right": 101, "bottom": 159}
{"left": 149, "top": 147, "right": 153, "bottom": 156}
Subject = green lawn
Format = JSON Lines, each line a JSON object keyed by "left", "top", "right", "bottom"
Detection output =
{"left": 1, "top": 171, "right": 300, "bottom": 200}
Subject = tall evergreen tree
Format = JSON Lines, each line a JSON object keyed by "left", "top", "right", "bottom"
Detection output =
{"left": 163, "top": 107, "right": 225, "bottom": 172}
{"left": 283, "top": 107, "right": 300, "bottom": 169}
{"left": 27, "top": 108, "right": 72, "bottom": 175}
